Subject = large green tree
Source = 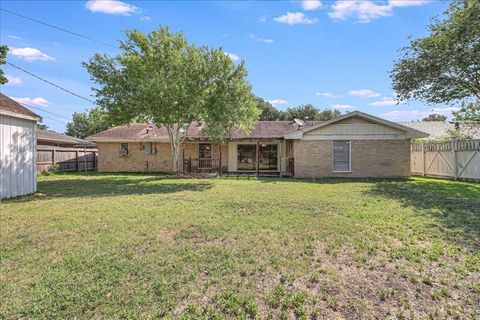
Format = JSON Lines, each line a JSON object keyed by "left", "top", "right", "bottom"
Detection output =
{"left": 0, "top": 45, "right": 8, "bottom": 85}
{"left": 85, "top": 27, "right": 258, "bottom": 172}
{"left": 281, "top": 104, "right": 341, "bottom": 121}
{"left": 391, "top": 0, "right": 480, "bottom": 122}
{"left": 257, "top": 98, "right": 282, "bottom": 121}
{"left": 65, "top": 107, "right": 112, "bottom": 139}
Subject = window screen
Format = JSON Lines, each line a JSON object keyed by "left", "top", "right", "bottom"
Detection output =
{"left": 144, "top": 142, "right": 156, "bottom": 155}
{"left": 333, "top": 141, "right": 350, "bottom": 172}
{"left": 199, "top": 143, "right": 212, "bottom": 159}
{"left": 120, "top": 143, "right": 129, "bottom": 156}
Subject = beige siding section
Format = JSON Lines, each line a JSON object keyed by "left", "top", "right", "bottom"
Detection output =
{"left": 0, "top": 114, "right": 37, "bottom": 199}
{"left": 294, "top": 140, "right": 411, "bottom": 178}
{"left": 301, "top": 116, "right": 405, "bottom": 140}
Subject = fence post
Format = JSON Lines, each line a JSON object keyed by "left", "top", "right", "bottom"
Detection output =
{"left": 421, "top": 141, "right": 425, "bottom": 176}
{"left": 451, "top": 137, "right": 458, "bottom": 180}
{"left": 76, "top": 150, "right": 79, "bottom": 172}
{"left": 84, "top": 147, "right": 87, "bottom": 172}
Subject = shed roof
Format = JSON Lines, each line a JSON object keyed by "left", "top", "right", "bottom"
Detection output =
{"left": 0, "top": 93, "right": 41, "bottom": 121}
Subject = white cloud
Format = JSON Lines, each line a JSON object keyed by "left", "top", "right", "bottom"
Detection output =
{"left": 225, "top": 52, "right": 240, "bottom": 62}
{"left": 5, "top": 75, "right": 22, "bottom": 86}
{"left": 382, "top": 106, "right": 459, "bottom": 122}
{"left": 381, "top": 110, "right": 427, "bottom": 121}
{"left": 8, "top": 47, "right": 55, "bottom": 62}
{"left": 389, "top": 1, "right": 431, "bottom": 7}
{"left": 333, "top": 104, "right": 355, "bottom": 110}
{"left": 140, "top": 16, "right": 151, "bottom": 21}
{"left": 274, "top": 12, "right": 318, "bottom": 25}
{"left": 302, "top": 0, "right": 322, "bottom": 11}
{"left": 328, "top": 0, "right": 431, "bottom": 23}
{"left": 7, "top": 35, "right": 22, "bottom": 40}
{"left": 348, "top": 89, "right": 380, "bottom": 98}
{"left": 268, "top": 99, "right": 288, "bottom": 107}
{"left": 315, "top": 92, "right": 343, "bottom": 98}
{"left": 259, "top": 16, "right": 267, "bottom": 22}
{"left": 431, "top": 107, "right": 461, "bottom": 115}
{"left": 369, "top": 97, "right": 400, "bottom": 106}
{"left": 12, "top": 97, "right": 51, "bottom": 107}
{"left": 249, "top": 34, "right": 274, "bottom": 44}
{"left": 85, "top": 0, "right": 137, "bottom": 16}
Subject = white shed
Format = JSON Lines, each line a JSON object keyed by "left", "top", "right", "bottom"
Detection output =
{"left": 0, "top": 93, "right": 41, "bottom": 199}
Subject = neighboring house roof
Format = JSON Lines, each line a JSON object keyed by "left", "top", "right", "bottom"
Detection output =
{"left": 37, "top": 129, "right": 96, "bottom": 146}
{"left": 86, "top": 121, "right": 324, "bottom": 141}
{"left": 400, "top": 121, "right": 480, "bottom": 139}
{"left": 284, "top": 111, "right": 429, "bottom": 139}
{"left": 0, "top": 93, "right": 41, "bottom": 121}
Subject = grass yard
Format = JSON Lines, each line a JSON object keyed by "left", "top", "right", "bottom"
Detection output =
{"left": 1, "top": 174, "right": 479, "bottom": 319}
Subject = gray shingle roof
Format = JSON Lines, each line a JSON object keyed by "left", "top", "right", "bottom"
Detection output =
{"left": 86, "top": 121, "right": 324, "bottom": 141}
{"left": 400, "top": 121, "right": 480, "bottom": 139}
{"left": 38, "top": 130, "right": 96, "bottom": 146}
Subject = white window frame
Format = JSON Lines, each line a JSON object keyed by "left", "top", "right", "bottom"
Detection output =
{"left": 332, "top": 140, "right": 351, "bottom": 173}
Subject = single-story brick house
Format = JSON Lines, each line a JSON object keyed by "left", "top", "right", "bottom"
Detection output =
{"left": 86, "top": 111, "right": 428, "bottom": 178}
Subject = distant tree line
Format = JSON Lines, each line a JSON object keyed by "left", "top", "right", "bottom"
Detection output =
{"left": 256, "top": 98, "right": 341, "bottom": 121}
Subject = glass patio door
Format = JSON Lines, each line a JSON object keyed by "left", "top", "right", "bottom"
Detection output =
{"left": 237, "top": 144, "right": 256, "bottom": 170}
{"left": 258, "top": 144, "right": 278, "bottom": 170}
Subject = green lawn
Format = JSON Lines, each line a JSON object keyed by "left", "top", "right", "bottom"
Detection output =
{"left": 1, "top": 174, "right": 479, "bottom": 319}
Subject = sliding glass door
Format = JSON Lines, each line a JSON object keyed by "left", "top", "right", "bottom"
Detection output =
{"left": 237, "top": 143, "right": 278, "bottom": 171}
{"left": 258, "top": 144, "right": 278, "bottom": 170}
{"left": 237, "top": 144, "right": 256, "bottom": 170}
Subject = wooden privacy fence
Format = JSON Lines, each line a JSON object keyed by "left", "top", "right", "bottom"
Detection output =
{"left": 37, "top": 146, "right": 98, "bottom": 173}
{"left": 411, "top": 138, "right": 480, "bottom": 181}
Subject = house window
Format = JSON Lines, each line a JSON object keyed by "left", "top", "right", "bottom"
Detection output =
{"left": 144, "top": 142, "right": 157, "bottom": 155}
{"left": 119, "top": 143, "right": 129, "bottom": 156}
{"left": 199, "top": 143, "right": 212, "bottom": 159}
{"left": 333, "top": 141, "right": 350, "bottom": 172}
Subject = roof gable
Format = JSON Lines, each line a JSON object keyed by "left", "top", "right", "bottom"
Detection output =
{"left": 0, "top": 93, "right": 41, "bottom": 121}
{"left": 284, "top": 111, "right": 429, "bottom": 139}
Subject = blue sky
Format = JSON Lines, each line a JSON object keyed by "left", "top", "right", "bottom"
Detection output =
{"left": 1, "top": 0, "right": 454, "bottom": 132}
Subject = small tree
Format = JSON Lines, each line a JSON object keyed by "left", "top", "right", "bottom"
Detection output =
{"left": 65, "top": 107, "right": 112, "bottom": 139}
{"left": 422, "top": 114, "right": 447, "bottom": 122}
{"left": 85, "top": 27, "right": 259, "bottom": 172}
{"left": 0, "top": 45, "right": 8, "bottom": 85}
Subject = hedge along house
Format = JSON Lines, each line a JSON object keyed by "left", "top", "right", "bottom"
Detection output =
{"left": 86, "top": 111, "right": 428, "bottom": 178}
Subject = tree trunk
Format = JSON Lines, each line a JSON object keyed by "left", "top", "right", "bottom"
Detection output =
{"left": 166, "top": 123, "right": 190, "bottom": 174}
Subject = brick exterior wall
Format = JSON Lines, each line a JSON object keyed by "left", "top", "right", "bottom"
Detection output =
{"left": 97, "top": 142, "right": 228, "bottom": 173}
{"left": 293, "top": 139, "right": 411, "bottom": 178}
{"left": 97, "top": 142, "right": 173, "bottom": 172}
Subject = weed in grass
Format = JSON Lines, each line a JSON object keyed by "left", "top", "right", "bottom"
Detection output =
{"left": 431, "top": 287, "right": 450, "bottom": 301}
